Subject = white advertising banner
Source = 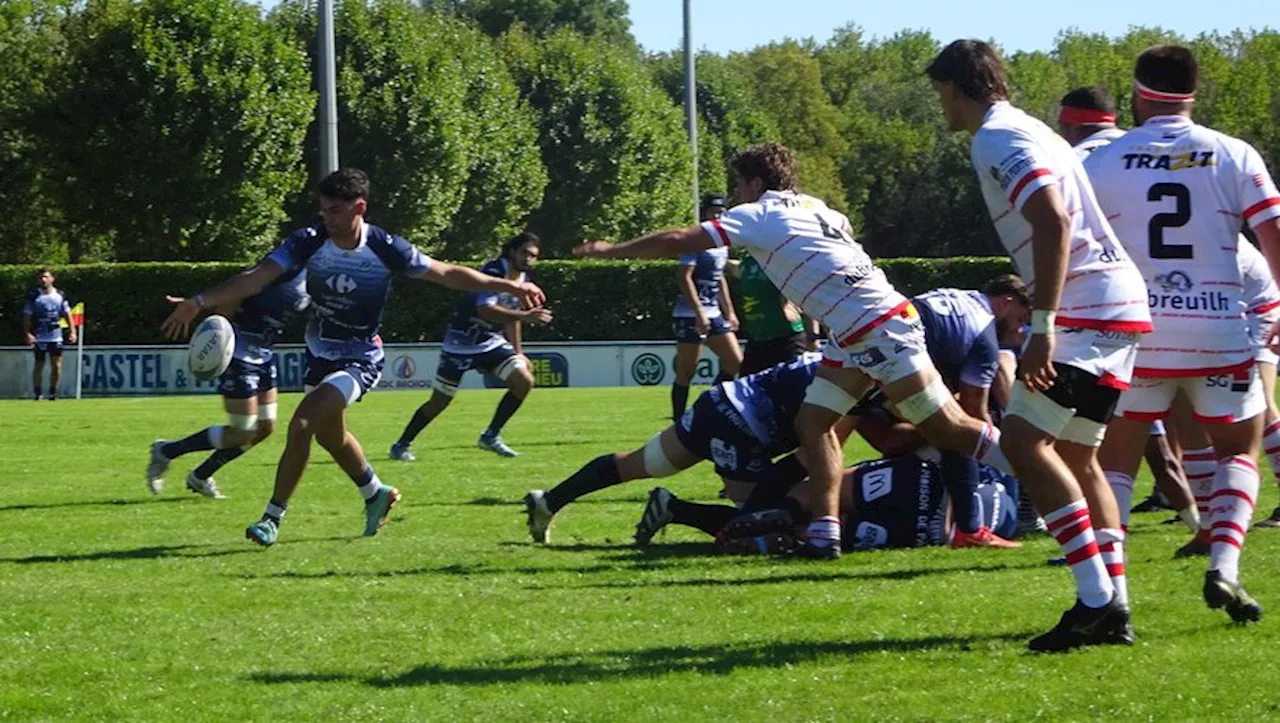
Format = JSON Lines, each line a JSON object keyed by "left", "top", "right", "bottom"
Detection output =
{"left": 0, "top": 342, "right": 730, "bottom": 398}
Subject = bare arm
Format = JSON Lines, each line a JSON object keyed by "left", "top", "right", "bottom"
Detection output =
{"left": 1255, "top": 219, "right": 1280, "bottom": 352}
{"left": 161, "top": 260, "right": 286, "bottom": 339}
{"left": 957, "top": 384, "right": 992, "bottom": 424}
{"left": 718, "top": 274, "right": 739, "bottom": 329}
{"left": 61, "top": 307, "right": 77, "bottom": 344}
{"left": 1018, "top": 185, "right": 1072, "bottom": 390}
{"left": 574, "top": 226, "right": 717, "bottom": 259}
{"left": 475, "top": 303, "right": 552, "bottom": 343}
{"left": 22, "top": 313, "right": 34, "bottom": 345}
{"left": 675, "top": 265, "right": 707, "bottom": 331}
{"left": 991, "top": 350, "right": 1016, "bottom": 412}
{"left": 506, "top": 319, "right": 522, "bottom": 356}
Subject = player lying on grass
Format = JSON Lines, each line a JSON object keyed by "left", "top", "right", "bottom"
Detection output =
{"left": 161, "top": 168, "right": 544, "bottom": 546}
{"left": 525, "top": 352, "right": 1012, "bottom": 548}
{"left": 146, "top": 266, "right": 309, "bottom": 500}
{"left": 632, "top": 454, "right": 1021, "bottom": 555}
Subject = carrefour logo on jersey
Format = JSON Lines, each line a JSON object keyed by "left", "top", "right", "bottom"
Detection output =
{"left": 1149, "top": 270, "right": 1230, "bottom": 311}
{"left": 325, "top": 274, "right": 357, "bottom": 294}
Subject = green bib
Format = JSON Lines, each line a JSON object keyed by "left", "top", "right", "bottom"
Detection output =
{"left": 739, "top": 254, "right": 804, "bottom": 341}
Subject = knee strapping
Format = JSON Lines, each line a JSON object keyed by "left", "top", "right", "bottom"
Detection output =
{"left": 895, "top": 376, "right": 952, "bottom": 425}
{"left": 803, "top": 377, "right": 858, "bottom": 414}
{"left": 642, "top": 434, "right": 680, "bottom": 478}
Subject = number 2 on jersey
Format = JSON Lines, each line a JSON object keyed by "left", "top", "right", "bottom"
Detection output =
{"left": 1147, "top": 183, "right": 1192, "bottom": 259}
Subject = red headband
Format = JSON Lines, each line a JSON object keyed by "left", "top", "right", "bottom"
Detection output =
{"left": 1134, "top": 79, "right": 1195, "bottom": 102}
{"left": 1058, "top": 107, "right": 1117, "bottom": 125}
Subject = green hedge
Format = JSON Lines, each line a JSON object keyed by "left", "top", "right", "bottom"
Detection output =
{"left": 1, "top": 257, "right": 1014, "bottom": 344}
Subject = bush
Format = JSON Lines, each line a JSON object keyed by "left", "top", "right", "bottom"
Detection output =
{"left": 0, "top": 257, "right": 1015, "bottom": 345}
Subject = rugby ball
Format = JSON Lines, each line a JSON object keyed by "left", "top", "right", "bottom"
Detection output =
{"left": 188, "top": 315, "right": 235, "bottom": 381}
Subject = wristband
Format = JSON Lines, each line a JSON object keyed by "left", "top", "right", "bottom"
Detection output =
{"left": 1031, "top": 310, "right": 1057, "bottom": 335}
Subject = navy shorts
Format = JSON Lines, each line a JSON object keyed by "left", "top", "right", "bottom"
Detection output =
{"left": 303, "top": 354, "right": 384, "bottom": 404}
{"left": 217, "top": 357, "right": 278, "bottom": 400}
{"left": 435, "top": 343, "right": 521, "bottom": 393}
{"left": 33, "top": 341, "right": 63, "bottom": 360}
{"left": 674, "top": 390, "right": 775, "bottom": 484}
{"left": 976, "top": 481, "right": 1019, "bottom": 541}
{"left": 673, "top": 316, "right": 732, "bottom": 344}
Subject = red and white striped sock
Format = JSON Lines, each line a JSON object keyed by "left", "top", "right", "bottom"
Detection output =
{"left": 1044, "top": 499, "right": 1114, "bottom": 608}
{"left": 973, "top": 422, "right": 1011, "bottom": 475}
{"left": 1183, "top": 446, "right": 1216, "bottom": 535}
{"left": 1096, "top": 527, "right": 1128, "bottom": 607}
{"left": 1105, "top": 471, "right": 1136, "bottom": 531}
{"left": 806, "top": 515, "right": 842, "bottom": 549}
{"left": 1263, "top": 418, "right": 1280, "bottom": 491}
{"left": 1209, "top": 455, "right": 1260, "bottom": 584}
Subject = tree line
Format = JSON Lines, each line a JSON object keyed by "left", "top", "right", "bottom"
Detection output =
{"left": 3, "top": 0, "right": 1278, "bottom": 264}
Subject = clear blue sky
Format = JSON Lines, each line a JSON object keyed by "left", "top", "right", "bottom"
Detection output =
{"left": 631, "top": 0, "right": 1276, "bottom": 53}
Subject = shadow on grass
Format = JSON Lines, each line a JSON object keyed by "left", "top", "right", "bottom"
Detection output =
{"left": 0, "top": 536, "right": 353, "bottom": 565}
{"left": 0, "top": 497, "right": 193, "bottom": 513}
{"left": 249, "top": 632, "right": 1031, "bottom": 688}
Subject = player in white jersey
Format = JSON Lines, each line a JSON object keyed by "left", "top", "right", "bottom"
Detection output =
{"left": 1085, "top": 45, "right": 1280, "bottom": 623}
{"left": 575, "top": 143, "right": 1010, "bottom": 560}
{"left": 1058, "top": 87, "right": 1126, "bottom": 158}
{"left": 928, "top": 39, "right": 1152, "bottom": 651}
{"left": 1238, "top": 241, "right": 1280, "bottom": 527}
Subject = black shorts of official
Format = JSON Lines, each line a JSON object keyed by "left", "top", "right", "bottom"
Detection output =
{"left": 33, "top": 341, "right": 63, "bottom": 360}
{"left": 740, "top": 333, "right": 808, "bottom": 376}
{"left": 1042, "top": 362, "right": 1123, "bottom": 424}
{"left": 674, "top": 391, "right": 776, "bottom": 485}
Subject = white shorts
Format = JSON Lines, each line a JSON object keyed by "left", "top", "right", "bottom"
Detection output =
{"left": 1249, "top": 315, "right": 1278, "bottom": 366}
{"left": 821, "top": 307, "right": 932, "bottom": 386}
{"left": 1051, "top": 327, "right": 1142, "bottom": 388}
{"left": 1117, "top": 365, "right": 1266, "bottom": 425}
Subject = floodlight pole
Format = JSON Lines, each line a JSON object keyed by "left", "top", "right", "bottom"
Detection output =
{"left": 318, "top": 0, "right": 339, "bottom": 175}
{"left": 682, "top": 0, "right": 698, "bottom": 222}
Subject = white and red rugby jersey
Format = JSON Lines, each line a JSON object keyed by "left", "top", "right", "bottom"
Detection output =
{"left": 1085, "top": 115, "right": 1280, "bottom": 376}
{"left": 971, "top": 102, "right": 1151, "bottom": 335}
{"left": 702, "top": 190, "right": 909, "bottom": 346}
{"left": 1074, "top": 127, "right": 1127, "bottom": 159}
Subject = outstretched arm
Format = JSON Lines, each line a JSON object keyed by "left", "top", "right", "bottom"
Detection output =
{"left": 574, "top": 226, "right": 716, "bottom": 259}
{"left": 162, "top": 260, "right": 285, "bottom": 339}
{"left": 425, "top": 261, "right": 546, "bottom": 309}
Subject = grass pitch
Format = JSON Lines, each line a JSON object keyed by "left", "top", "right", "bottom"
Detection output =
{"left": 3, "top": 387, "right": 1279, "bottom": 721}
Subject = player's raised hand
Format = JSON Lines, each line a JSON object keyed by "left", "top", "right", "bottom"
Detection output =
{"left": 1018, "top": 333, "right": 1057, "bottom": 392}
{"left": 161, "top": 295, "right": 201, "bottom": 340}
{"left": 573, "top": 241, "right": 613, "bottom": 258}
{"left": 524, "top": 307, "right": 554, "bottom": 325}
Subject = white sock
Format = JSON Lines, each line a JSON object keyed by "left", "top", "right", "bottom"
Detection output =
{"left": 1183, "top": 447, "right": 1216, "bottom": 531}
{"left": 1209, "top": 455, "right": 1260, "bottom": 584}
{"left": 1043, "top": 499, "right": 1114, "bottom": 608}
{"left": 806, "top": 515, "right": 841, "bottom": 548}
{"left": 1096, "top": 527, "right": 1128, "bottom": 607}
{"left": 1105, "top": 471, "right": 1135, "bottom": 532}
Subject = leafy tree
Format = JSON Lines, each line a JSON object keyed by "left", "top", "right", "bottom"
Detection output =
{"left": 500, "top": 27, "right": 693, "bottom": 254}
{"left": 423, "top": 0, "right": 634, "bottom": 48}
{"left": 36, "top": 0, "right": 313, "bottom": 262}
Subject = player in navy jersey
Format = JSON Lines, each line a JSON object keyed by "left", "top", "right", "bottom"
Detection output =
{"left": 640, "top": 456, "right": 1021, "bottom": 555}
{"left": 22, "top": 268, "right": 76, "bottom": 401}
{"left": 669, "top": 195, "right": 742, "bottom": 421}
{"left": 524, "top": 353, "right": 856, "bottom": 543}
{"left": 161, "top": 169, "right": 544, "bottom": 546}
{"left": 389, "top": 232, "right": 552, "bottom": 460}
{"left": 145, "top": 268, "right": 310, "bottom": 499}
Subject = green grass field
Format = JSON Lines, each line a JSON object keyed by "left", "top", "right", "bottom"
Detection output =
{"left": 3, "top": 387, "right": 1280, "bottom": 721}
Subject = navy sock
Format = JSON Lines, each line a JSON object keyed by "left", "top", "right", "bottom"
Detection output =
{"left": 941, "top": 450, "right": 983, "bottom": 534}
{"left": 669, "top": 498, "right": 738, "bottom": 536}
{"left": 193, "top": 447, "right": 246, "bottom": 480}
{"left": 544, "top": 454, "right": 622, "bottom": 514}
{"left": 398, "top": 404, "right": 434, "bottom": 445}
{"left": 161, "top": 428, "right": 217, "bottom": 460}
{"left": 671, "top": 383, "right": 690, "bottom": 421}
{"left": 485, "top": 392, "right": 524, "bottom": 436}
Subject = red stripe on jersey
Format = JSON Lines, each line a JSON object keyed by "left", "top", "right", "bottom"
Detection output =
{"left": 1055, "top": 316, "right": 1153, "bottom": 333}
{"left": 1244, "top": 197, "right": 1280, "bottom": 221}
{"left": 820, "top": 356, "right": 844, "bottom": 368}
{"left": 1098, "top": 372, "right": 1129, "bottom": 390}
{"left": 1011, "top": 235, "right": 1033, "bottom": 255}
{"left": 1008, "top": 168, "right": 1053, "bottom": 205}
{"left": 708, "top": 219, "right": 732, "bottom": 247}
{"left": 763, "top": 234, "right": 800, "bottom": 265}
{"left": 779, "top": 250, "right": 821, "bottom": 290}
{"left": 1134, "top": 359, "right": 1253, "bottom": 379}
{"left": 837, "top": 299, "right": 914, "bottom": 347}
{"left": 1250, "top": 299, "right": 1280, "bottom": 314}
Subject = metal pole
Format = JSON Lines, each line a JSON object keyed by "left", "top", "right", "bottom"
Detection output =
{"left": 318, "top": 0, "right": 339, "bottom": 175}
{"left": 682, "top": 0, "right": 698, "bottom": 222}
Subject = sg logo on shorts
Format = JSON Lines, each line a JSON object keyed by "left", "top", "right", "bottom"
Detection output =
{"left": 710, "top": 439, "right": 738, "bottom": 471}
{"left": 851, "top": 347, "right": 887, "bottom": 368}
{"left": 631, "top": 353, "right": 666, "bottom": 386}
{"left": 861, "top": 468, "right": 894, "bottom": 503}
